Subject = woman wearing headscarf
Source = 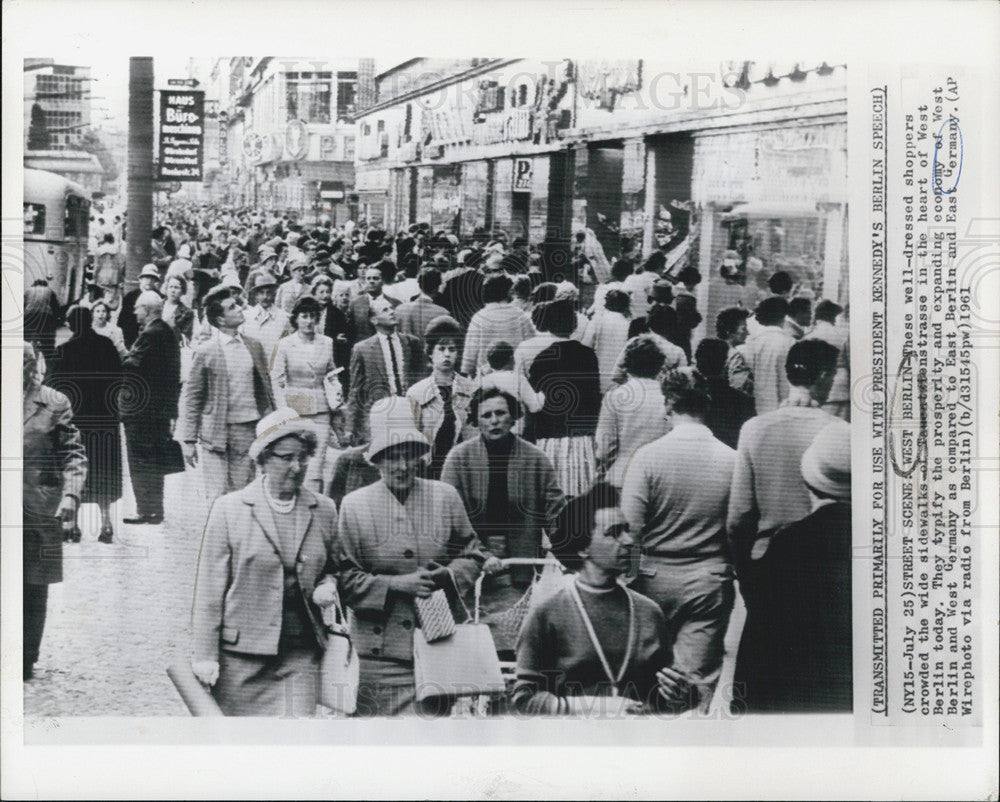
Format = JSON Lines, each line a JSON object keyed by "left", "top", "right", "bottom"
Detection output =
{"left": 528, "top": 300, "right": 603, "bottom": 497}
{"left": 46, "top": 306, "right": 123, "bottom": 543}
{"left": 23, "top": 342, "right": 87, "bottom": 679}
{"left": 732, "top": 420, "right": 852, "bottom": 712}
{"left": 335, "top": 397, "right": 494, "bottom": 716}
{"left": 271, "top": 295, "right": 340, "bottom": 494}
{"left": 190, "top": 408, "right": 339, "bottom": 716}
{"left": 512, "top": 483, "right": 694, "bottom": 714}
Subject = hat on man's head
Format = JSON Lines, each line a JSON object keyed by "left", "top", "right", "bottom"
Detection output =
{"left": 139, "top": 263, "right": 161, "bottom": 280}
{"left": 247, "top": 271, "right": 278, "bottom": 295}
{"left": 258, "top": 247, "right": 277, "bottom": 262}
{"left": 364, "top": 396, "right": 431, "bottom": 463}
{"left": 647, "top": 279, "right": 674, "bottom": 304}
{"left": 800, "top": 419, "right": 851, "bottom": 502}
{"left": 248, "top": 407, "right": 319, "bottom": 462}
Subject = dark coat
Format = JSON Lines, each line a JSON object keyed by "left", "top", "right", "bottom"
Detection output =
{"left": 733, "top": 502, "right": 852, "bottom": 712}
{"left": 47, "top": 330, "right": 123, "bottom": 504}
{"left": 528, "top": 339, "right": 602, "bottom": 439}
{"left": 122, "top": 318, "right": 182, "bottom": 422}
{"left": 118, "top": 288, "right": 142, "bottom": 349}
{"left": 703, "top": 375, "right": 756, "bottom": 450}
{"left": 439, "top": 268, "right": 484, "bottom": 329}
{"left": 322, "top": 302, "right": 355, "bottom": 376}
{"left": 23, "top": 385, "right": 88, "bottom": 584}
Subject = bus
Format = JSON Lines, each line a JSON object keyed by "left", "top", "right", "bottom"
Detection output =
{"left": 23, "top": 168, "right": 91, "bottom": 306}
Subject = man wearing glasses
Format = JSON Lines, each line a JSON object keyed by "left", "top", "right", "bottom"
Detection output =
{"left": 179, "top": 285, "right": 276, "bottom": 505}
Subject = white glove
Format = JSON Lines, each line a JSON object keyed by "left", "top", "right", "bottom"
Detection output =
{"left": 191, "top": 660, "right": 220, "bottom": 687}
{"left": 312, "top": 577, "right": 339, "bottom": 608}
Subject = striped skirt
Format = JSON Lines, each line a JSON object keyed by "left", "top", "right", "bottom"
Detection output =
{"left": 536, "top": 435, "right": 596, "bottom": 498}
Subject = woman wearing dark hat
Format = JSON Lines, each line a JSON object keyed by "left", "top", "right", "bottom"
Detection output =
{"left": 46, "top": 306, "right": 123, "bottom": 543}
{"left": 335, "top": 397, "right": 494, "bottom": 716}
{"left": 191, "top": 408, "right": 339, "bottom": 716}
{"left": 271, "top": 295, "right": 339, "bottom": 494}
{"left": 732, "top": 420, "right": 852, "bottom": 712}
{"left": 512, "top": 483, "right": 694, "bottom": 715}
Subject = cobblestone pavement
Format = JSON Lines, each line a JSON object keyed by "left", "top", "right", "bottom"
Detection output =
{"left": 23, "top": 462, "right": 212, "bottom": 716}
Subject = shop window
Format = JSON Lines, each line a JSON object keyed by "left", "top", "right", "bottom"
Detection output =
{"left": 286, "top": 71, "right": 332, "bottom": 123}
{"left": 337, "top": 72, "right": 357, "bottom": 122}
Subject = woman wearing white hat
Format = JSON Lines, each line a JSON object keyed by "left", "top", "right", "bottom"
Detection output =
{"left": 334, "top": 397, "right": 499, "bottom": 716}
{"left": 190, "top": 407, "right": 339, "bottom": 716}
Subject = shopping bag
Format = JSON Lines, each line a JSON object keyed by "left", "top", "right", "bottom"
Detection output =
{"left": 412, "top": 623, "right": 505, "bottom": 701}
{"left": 414, "top": 589, "right": 457, "bottom": 642}
{"left": 320, "top": 600, "right": 359, "bottom": 715}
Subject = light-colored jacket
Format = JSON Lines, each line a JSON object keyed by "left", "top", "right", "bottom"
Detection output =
{"left": 406, "top": 373, "right": 477, "bottom": 447}
{"left": 594, "top": 377, "right": 671, "bottom": 487}
{"left": 271, "top": 332, "right": 336, "bottom": 415}
{"left": 335, "top": 479, "right": 486, "bottom": 662}
{"left": 178, "top": 331, "right": 276, "bottom": 452}
{"left": 461, "top": 302, "right": 535, "bottom": 377}
{"left": 742, "top": 325, "right": 794, "bottom": 415}
{"left": 191, "top": 479, "right": 338, "bottom": 662}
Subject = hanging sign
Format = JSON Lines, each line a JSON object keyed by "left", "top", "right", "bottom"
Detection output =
{"left": 513, "top": 158, "right": 533, "bottom": 192}
{"left": 157, "top": 90, "right": 205, "bottom": 181}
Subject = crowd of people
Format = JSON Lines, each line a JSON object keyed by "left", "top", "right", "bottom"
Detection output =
{"left": 23, "top": 202, "right": 852, "bottom": 717}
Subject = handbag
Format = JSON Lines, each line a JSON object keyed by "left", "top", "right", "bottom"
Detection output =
{"left": 320, "top": 591, "right": 359, "bottom": 715}
{"left": 412, "top": 570, "right": 505, "bottom": 701}
{"left": 323, "top": 367, "right": 345, "bottom": 411}
{"left": 414, "top": 589, "right": 456, "bottom": 642}
{"left": 158, "top": 437, "right": 186, "bottom": 475}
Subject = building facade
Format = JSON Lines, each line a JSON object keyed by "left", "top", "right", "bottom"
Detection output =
{"left": 207, "top": 57, "right": 360, "bottom": 224}
{"left": 354, "top": 58, "right": 849, "bottom": 335}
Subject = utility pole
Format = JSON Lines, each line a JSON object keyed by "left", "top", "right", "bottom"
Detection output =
{"left": 125, "top": 57, "right": 154, "bottom": 291}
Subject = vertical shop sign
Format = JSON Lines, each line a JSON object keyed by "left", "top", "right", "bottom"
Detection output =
{"left": 158, "top": 89, "right": 205, "bottom": 181}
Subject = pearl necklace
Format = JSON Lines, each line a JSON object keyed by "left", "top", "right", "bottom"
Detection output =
{"left": 262, "top": 479, "right": 295, "bottom": 514}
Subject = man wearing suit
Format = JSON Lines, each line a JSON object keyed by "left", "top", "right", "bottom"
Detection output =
{"left": 179, "top": 286, "right": 276, "bottom": 505}
{"left": 118, "top": 263, "right": 163, "bottom": 349}
{"left": 345, "top": 296, "right": 424, "bottom": 446}
{"left": 349, "top": 264, "right": 400, "bottom": 342}
{"left": 396, "top": 268, "right": 449, "bottom": 353}
{"left": 121, "top": 291, "right": 182, "bottom": 524}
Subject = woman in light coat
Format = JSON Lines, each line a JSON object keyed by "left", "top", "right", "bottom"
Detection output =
{"left": 191, "top": 408, "right": 339, "bottom": 716}
{"left": 336, "top": 397, "right": 494, "bottom": 716}
{"left": 271, "top": 295, "right": 341, "bottom": 493}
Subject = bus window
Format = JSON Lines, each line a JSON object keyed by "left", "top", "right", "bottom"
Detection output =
{"left": 64, "top": 195, "right": 90, "bottom": 239}
{"left": 24, "top": 202, "right": 46, "bottom": 235}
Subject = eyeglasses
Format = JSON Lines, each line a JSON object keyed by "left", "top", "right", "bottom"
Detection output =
{"left": 269, "top": 451, "right": 309, "bottom": 465}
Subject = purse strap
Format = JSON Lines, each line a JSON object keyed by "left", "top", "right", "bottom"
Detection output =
{"left": 568, "top": 579, "right": 636, "bottom": 697}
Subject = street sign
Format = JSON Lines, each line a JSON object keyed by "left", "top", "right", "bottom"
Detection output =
{"left": 167, "top": 78, "right": 200, "bottom": 87}
{"left": 157, "top": 90, "right": 205, "bottom": 181}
